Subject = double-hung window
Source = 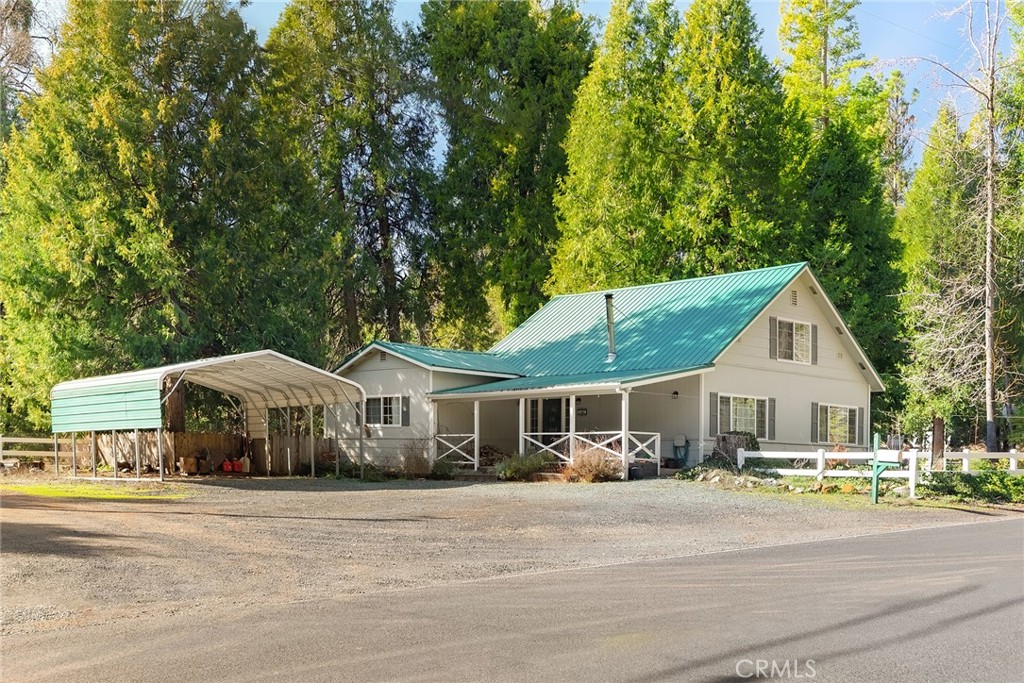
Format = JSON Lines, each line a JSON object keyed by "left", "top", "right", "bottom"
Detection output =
{"left": 364, "top": 395, "right": 401, "bottom": 426}
{"left": 812, "top": 403, "right": 860, "bottom": 445}
{"left": 712, "top": 393, "right": 774, "bottom": 441}
{"left": 778, "top": 319, "right": 812, "bottom": 364}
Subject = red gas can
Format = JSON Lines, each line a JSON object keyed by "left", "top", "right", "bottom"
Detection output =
{"left": 232, "top": 460, "right": 243, "bottom": 472}
{"left": 222, "top": 460, "right": 233, "bottom": 472}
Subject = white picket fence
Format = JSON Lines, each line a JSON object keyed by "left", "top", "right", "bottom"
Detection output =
{"left": 737, "top": 448, "right": 1021, "bottom": 499}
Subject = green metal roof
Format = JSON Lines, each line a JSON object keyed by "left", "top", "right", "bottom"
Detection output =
{"left": 489, "top": 262, "right": 808, "bottom": 377}
{"left": 50, "top": 350, "right": 364, "bottom": 433}
{"left": 344, "top": 341, "right": 521, "bottom": 376}
{"left": 432, "top": 366, "right": 712, "bottom": 397}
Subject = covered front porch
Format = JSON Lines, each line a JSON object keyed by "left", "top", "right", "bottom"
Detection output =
{"left": 431, "top": 372, "right": 703, "bottom": 479}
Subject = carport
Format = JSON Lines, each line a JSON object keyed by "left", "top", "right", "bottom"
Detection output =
{"left": 50, "top": 350, "right": 365, "bottom": 481}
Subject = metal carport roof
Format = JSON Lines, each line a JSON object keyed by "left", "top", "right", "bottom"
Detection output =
{"left": 50, "top": 350, "right": 364, "bottom": 433}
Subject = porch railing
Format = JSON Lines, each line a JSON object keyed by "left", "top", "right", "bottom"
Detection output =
{"left": 524, "top": 431, "right": 661, "bottom": 464}
{"left": 434, "top": 433, "right": 476, "bottom": 468}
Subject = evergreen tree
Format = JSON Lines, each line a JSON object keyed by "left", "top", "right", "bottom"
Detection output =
{"left": 549, "top": 0, "right": 681, "bottom": 293}
{"left": 0, "top": 0, "right": 312, "bottom": 430}
{"left": 264, "top": 0, "right": 435, "bottom": 361}
{"left": 778, "top": 0, "right": 869, "bottom": 129}
{"left": 795, "top": 117, "right": 903, "bottom": 377}
{"left": 550, "top": 0, "right": 796, "bottom": 293}
{"left": 664, "top": 0, "right": 800, "bottom": 277}
{"left": 421, "top": 0, "right": 593, "bottom": 345}
{"left": 896, "top": 106, "right": 986, "bottom": 435}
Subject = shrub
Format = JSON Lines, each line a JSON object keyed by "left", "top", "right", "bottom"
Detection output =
{"left": 496, "top": 452, "right": 555, "bottom": 481}
{"left": 430, "top": 457, "right": 456, "bottom": 480}
{"left": 400, "top": 439, "right": 431, "bottom": 478}
{"left": 921, "top": 471, "right": 1024, "bottom": 503}
{"left": 562, "top": 448, "right": 622, "bottom": 482}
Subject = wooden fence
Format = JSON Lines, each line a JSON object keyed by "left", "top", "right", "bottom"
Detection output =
{"left": 1, "top": 432, "right": 344, "bottom": 478}
{"left": 737, "top": 448, "right": 1021, "bottom": 499}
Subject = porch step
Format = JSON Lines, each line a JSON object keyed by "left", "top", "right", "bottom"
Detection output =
{"left": 452, "top": 467, "right": 497, "bottom": 482}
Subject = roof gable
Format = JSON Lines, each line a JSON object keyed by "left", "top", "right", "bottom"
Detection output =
{"left": 490, "top": 263, "right": 808, "bottom": 377}
{"left": 336, "top": 341, "right": 520, "bottom": 377}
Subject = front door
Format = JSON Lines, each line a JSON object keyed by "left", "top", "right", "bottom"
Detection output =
{"left": 542, "top": 398, "right": 563, "bottom": 444}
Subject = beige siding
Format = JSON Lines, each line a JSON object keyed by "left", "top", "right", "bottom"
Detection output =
{"left": 705, "top": 272, "right": 872, "bottom": 452}
{"left": 328, "top": 353, "right": 503, "bottom": 465}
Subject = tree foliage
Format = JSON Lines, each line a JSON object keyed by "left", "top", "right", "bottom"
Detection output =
{"left": 551, "top": 0, "right": 797, "bottom": 293}
{"left": 421, "top": 0, "right": 593, "bottom": 345}
{"left": 264, "top": 0, "right": 435, "bottom": 363}
{"left": 0, "top": 0, "right": 318, "bottom": 430}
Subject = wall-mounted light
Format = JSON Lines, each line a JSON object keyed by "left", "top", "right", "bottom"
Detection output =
{"left": 672, "top": 391, "right": 679, "bottom": 400}
{"left": 575, "top": 397, "right": 582, "bottom": 403}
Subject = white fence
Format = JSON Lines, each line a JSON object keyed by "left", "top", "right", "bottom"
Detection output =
{"left": 737, "top": 448, "right": 1021, "bottom": 499}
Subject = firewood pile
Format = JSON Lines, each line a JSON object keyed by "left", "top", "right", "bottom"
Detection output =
{"left": 478, "top": 444, "right": 510, "bottom": 467}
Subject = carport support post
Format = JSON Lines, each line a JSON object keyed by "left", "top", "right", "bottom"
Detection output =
{"left": 53, "top": 434, "right": 59, "bottom": 476}
{"left": 620, "top": 390, "right": 630, "bottom": 481}
{"left": 91, "top": 431, "right": 97, "bottom": 478}
{"left": 112, "top": 429, "right": 118, "bottom": 480}
{"left": 308, "top": 407, "right": 315, "bottom": 479}
{"left": 473, "top": 401, "right": 480, "bottom": 471}
{"left": 518, "top": 398, "right": 525, "bottom": 455}
{"left": 134, "top": 429, "right": 141, "bottom": 480}
{"left": 286, "top": 408, "right": 292, "bottom": 476}
{"left": 568, "top": 395, "right": 576, "bottom": 463}
{"left": 71, "top": 432, "right": 77, "bottom": 478}
{"left": 157, "top": 428, "right": 164, "bottom": 482}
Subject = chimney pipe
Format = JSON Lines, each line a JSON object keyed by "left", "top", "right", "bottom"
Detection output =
{"left": 605, "top": 294, "right": 616, "bottom": 363}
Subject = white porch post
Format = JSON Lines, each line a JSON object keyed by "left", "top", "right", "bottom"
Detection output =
{"left": 518, "top": 397, "right": 525, "bottom": 455}
{"left": 473, "top": 401, "right": 480, "bottom": 471}
{"left": 620, "top": 390, "right": 630, "bottom": 480}
{"left": 429, "top": 400, "right": 438, "bottom": 465}
{"left": 568, "top": 394, "right": 577, "bottom": 462}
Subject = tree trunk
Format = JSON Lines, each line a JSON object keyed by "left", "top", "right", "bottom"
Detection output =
{"left": 378, "top": 210, "right": 401, "bottom": 341}
{"left": 984, "top": 51, "right": 998, "bottom": 452}
{"left": 164, "top": 378, "right": 185, "bottom": 433}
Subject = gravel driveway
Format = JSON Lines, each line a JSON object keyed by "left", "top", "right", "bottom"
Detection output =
{"left": 0, "top": 477, "right": 1005, "bottom": 637}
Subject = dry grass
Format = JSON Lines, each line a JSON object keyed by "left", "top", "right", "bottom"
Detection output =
{"left": 561, "top": 448, "right": 622, "bottom": 483}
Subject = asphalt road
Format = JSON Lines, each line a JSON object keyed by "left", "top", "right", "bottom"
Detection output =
{"left": 3, "top": 517, "right": 1022, "bottom": 683}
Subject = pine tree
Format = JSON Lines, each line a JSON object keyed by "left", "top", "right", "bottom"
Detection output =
{"left": 421, "top": 0, "right": 593, "bottom": 344}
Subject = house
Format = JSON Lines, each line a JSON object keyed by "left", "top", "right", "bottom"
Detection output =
{"left": 326, "top": 262, "right": 884, "bottom": 474}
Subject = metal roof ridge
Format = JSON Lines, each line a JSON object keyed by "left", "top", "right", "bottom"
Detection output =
{"left": 545, "top": 262, "right": 809, "bottom": 300}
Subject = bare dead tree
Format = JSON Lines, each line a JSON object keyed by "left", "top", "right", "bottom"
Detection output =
{"left": 913, "top": 0, "right": 1019, "bottom": 451}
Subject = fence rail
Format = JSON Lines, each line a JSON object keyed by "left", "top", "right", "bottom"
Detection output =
{"left": 738, "top": 448, "right": 1023, "bottom": 499}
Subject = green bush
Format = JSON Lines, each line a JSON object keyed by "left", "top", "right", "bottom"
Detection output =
{"left": 430, "top": 457, "right": 456, "bottom": 480}
{"left": 921, "top": 471, "right": 1024, "bottom": 503}
{"left": 496, "top": 452, "right": 555, "bottom": 481}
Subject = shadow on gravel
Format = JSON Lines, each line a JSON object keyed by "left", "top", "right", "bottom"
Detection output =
{"left": 0, "top": 494, "right": 449, "bottom": 523}
{"left": 181, "top": 478, "right": 481, "bottom": 492}
{"left": 0, "top": 521, "right": 139, "bottom": 557}
{"left": 629, "top": 584, "right": 995, "bottom": 683}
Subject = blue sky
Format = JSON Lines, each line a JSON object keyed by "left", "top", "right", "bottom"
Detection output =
{"left": 240, "top": 0, "right": 1005, "bottom": 164}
